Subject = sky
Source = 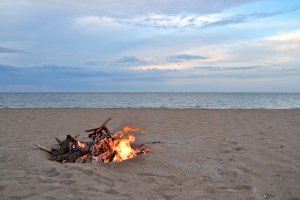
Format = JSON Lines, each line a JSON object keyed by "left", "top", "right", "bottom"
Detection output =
{"left": 0, "top": 0, "right": 299, "bottom": 92}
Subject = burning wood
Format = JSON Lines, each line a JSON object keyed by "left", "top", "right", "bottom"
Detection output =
{"left": 36, "top": 118, "right": 151, "bottom": 163}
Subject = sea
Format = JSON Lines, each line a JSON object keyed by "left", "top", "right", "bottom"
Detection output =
{"left": 0, "top": 92, "right": 300, "bottom": 109}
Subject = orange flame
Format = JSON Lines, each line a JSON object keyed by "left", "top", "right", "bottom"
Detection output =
{"left": 77, "top": 140, "right": 87, "bottom": 149}
{"left": 112, "top": 135, "right": 138, "bottom": 162}
{"left": 122, "top": 125, "right": 140, "bottom": 134}
{"left": 91, "top": 125, "right": 150, "bottom": 163}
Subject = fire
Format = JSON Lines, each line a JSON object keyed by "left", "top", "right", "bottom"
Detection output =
{"left": 37, "top": 118, "right": 151, "bottom": 164}
{"left": 122, "top": 125, "right": 140, "bottom": 133}
{"left": 112, "top": 135, "right": 137, "bottom": 162}
{"left": 77, "top": 140, "right": 87, "bottom": 149}
{"left": 91, "top": 125, "right": 150, "bottom": 163}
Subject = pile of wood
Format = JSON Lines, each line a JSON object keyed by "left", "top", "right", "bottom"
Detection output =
{"left": 36, "top": 118, "right": 151, "bottom": 163}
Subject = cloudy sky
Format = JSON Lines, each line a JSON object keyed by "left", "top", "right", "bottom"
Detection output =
{"left": 0, "top": 0, "right": 299, "bottom": 92}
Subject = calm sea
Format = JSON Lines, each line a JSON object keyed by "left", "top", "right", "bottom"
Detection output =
{"left": 0, "top": 92, "right": 299, "bottom": 109}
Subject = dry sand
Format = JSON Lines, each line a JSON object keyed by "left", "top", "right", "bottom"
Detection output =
{"left": 0, "top": 109, "right": 299, "bottom": 200}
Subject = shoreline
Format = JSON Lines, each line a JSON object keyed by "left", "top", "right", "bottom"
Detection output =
{"left": 1, "top": 108, "right": 300, "bottom": 110}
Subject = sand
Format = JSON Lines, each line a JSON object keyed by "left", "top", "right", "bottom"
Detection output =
{"left": 0, "top": 109, "right": 299, "bottom": 200}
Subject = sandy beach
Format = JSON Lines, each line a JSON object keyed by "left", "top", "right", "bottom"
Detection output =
{"left": 0, "top": 109, "right": 299, "bottom": 200}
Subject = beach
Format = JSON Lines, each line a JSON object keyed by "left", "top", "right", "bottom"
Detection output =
{"left": 0, "top": 108, "right": 299, "bottom": 200}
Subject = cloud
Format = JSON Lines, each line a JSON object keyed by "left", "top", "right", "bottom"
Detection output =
{"left": 194, "top": 66, "right": 258, "bottom": 71}
{"left": 50, "top": 0, "right": 254, "bottom": 16}
{"left": 265, "top": 31, "right": 300, "bottom": 42}
{"left": 204, "top": 7, "right": 300, "bottom": 28}
{"left": 0, "top": 63, "right": 299, "bottom": 92}
{"left": 115, "top": 56, "right": 144, "bottom": 64}
{"left": 0, "top": 64, "right": 166, "bottom": 81}
{"left": 75, "top": 6, "right": 300, "bottom": 30}
{"left": 1, "top": 0, "right": 300, "bottom": 92}
{"left": 85, "top": 56, "right": 146, "bottom": 67}
{"left": 0, "top": 47, "right": 28, "bottom": 54}
{"left": 166, "top": 54, "right": 207, "bottom": 62}
{"left": 75, "top": 6, "right": 300, "bottom": 29}
{"left": 0, "top": 63, "right": 294, "bottom": 82}
{"left": 75, "top": 14, "right": 220, "bottom": 29}
{"left": 0, "top": 64, "right": 111, "bottom": 79}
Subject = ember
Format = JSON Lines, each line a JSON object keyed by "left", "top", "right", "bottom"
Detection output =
{"left": 36, "top": 118, "right": 151, "bottom": 163}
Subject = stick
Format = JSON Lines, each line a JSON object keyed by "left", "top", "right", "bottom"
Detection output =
{"left": 55, "top": 137, "right": 62, "bottom": 145}
{"left": 102, "top": 126, "right": 111, "bottom": 137}
{"left": 85, "top": 117, "right": 112, "bottom": 132}
{"left": 57, "top": 135, "right": 76, "bottom": 155}
{"left": 50, "top": 149, "right": 88, "bottom": 162}
{"left": 36, "top": 144, "right": 53, "bottom": 154}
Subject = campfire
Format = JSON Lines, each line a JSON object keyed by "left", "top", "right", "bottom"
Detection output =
{"left": 36, "top": 118, "right": 151, "bottom": 163}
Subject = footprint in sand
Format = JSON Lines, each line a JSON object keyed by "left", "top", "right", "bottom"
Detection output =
{"left": 103, "top": 189, "right": 119, "bottom": 195}
{"left": 58, "top": 179, "right": 76, "bottom": 185}
{"left": 218, "top": 185, "right": 253, "bottom": 192}
{"left": 0, "top": 185, "right": 6, "bottom": 192}
{"left": 161, "top": 193, "right": 177, "bottom": 200}
{"left": 233, "top": 146, "right": 244, "bottom": 151}
{"left": 42, "top": 167, "right": 60, "bottom": 177}
{"left": 45, "top": 196, "right": 57, "bottom": 200}
{"left": 137, "top": 172, "right": 177, "bottom": 180}
{"left": 137, "top": 172, "right": 181, "bottom": 187}
{"left": 61, "top": 172, "right": 74, "bottom": 179}
{"left": 85, "top": 186, "right": 100, "bottom": 192}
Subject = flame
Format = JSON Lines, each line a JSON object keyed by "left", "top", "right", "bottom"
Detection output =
{"left": 91, "top": 125, "right": 150, "bottom": 163}
{"left": 77, "top": 140, "right": 87, "bottom": 149}
{"left": 112, "top": 135, "right": 137, "bottom": 162}
{"left": 122, "top": 125, "right": 140, "bottom": 133}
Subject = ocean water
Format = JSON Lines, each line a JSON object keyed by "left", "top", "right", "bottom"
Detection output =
{"left": 0, "top": 92, "right": 299, "bottom": 109}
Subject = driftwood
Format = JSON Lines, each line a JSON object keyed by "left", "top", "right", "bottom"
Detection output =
{"left": 86, "top": 117, "right": 112, "bottom": 139}
{"left": 36, "top": 118, "right": 113, "bottom": 162}
{"left": 55, "top": 137, "right": 62, "bottom": 145}
{"left": 85, "top": 117, "right": 111, "bottom": 132}
{"left": 57, "top": 135, "right": 76, "bottom": 155}
{"left": 35, "top": 144, "right": 53, "bottom": 154}
{"left": 36, "top": 117, "right": 151, "bottom": 163}
{"left": 50, "top": 149, "right": 89, "bottom": 162}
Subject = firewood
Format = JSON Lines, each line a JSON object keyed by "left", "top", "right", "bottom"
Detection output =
{"left": 85, "top": 117, "right": 112, "bottom": 132}
{"left": 35, "top": 144, "right": 53, "bottom": 154}
{"left": 50, "top": 149, "right": 88, "bottom": 162}
{"left": 75, "top": 154, "right": 92, "bottom": 163}
{"left": 57, "top": 135, "right": 76, "bottom": 155}
{"left": 55, "top": 137, "right": 62, "bottom": 145}
{"left": 86, "top": 117, "right": 112, "bottom": 140}
{"left": 102, "top": 126, "right": 111, "bottom": 137}
{"left": 36, "top": 117, "right": 151, "bottom": 163}
{"left": 108, "top": 151, "right": 116, "bottom": 162}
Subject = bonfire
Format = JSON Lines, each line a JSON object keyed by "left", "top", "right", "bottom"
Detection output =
{"left": 36, "top": 118, "right": 151, "bottom": 163}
